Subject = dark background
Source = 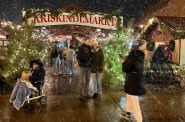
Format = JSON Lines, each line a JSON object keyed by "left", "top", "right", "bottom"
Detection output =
{"left": 0, "top": 0, "right": 169, "bottom": 25}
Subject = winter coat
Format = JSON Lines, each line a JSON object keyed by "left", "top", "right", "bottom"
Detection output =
{"left": 64, "top": 48, "right": 75, "bottom": 61}
{"left": 51, "top": 46, "right": 60, "bottom": 58}
{"left": 29, "top": 68, "right": 45, "bottom": 89}
{"left": 76, "top": 43, "right": 92, "bottom": 68}
{"left": 91, "top": 48, "right": 104, "bottom": 73}
{"left": 122, "top": 50, "right": 146, "bottom": 96}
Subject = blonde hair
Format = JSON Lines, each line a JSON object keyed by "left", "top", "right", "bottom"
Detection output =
{"left": 84, "top": 39, "right": 94, "bottom": 46}
{"left": 91, "top": 40, "right": 98, "bottom": 46}
{"left": 20, "top": 71, "right": 32, "bottom": 81}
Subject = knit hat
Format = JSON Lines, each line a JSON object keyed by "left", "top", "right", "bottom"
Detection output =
{"left": 131, "top": 39, "right": 146, "bottom": 50}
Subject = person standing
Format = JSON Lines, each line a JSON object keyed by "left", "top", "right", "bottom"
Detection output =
{"left": 121, "top": 39, "right": 147, "bottom": 122}
{"left": 91, "top": 41, "right": 104, "bottom": 99}
{"left": 63, "top": 45, "right": 75, "bottom": 76}
{"left": 76, "top": 38, "right": 93, "bottom": 101}
{"left": 51, "top": 41, "right": 61, "bottom": 75}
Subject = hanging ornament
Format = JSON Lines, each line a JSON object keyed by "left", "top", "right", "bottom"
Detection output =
{"left": 151, "top": 30, "right": 162, "bottom": 36}
{"left": 146, "top": 41, "right": 155, "bottom": 51}
{"left": 168, "top": 39, "right": 175, "bottom": 52}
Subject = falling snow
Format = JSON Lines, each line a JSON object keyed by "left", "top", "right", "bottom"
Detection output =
{"left": 1, "top": 0, "right": 185, "bottom": 122}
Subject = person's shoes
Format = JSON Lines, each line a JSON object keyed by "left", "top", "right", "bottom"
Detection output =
{"left": 78, "top": 97, "right": 88, "bottom": 101}
{"left": 85, "top": 95, "right": 92, "bottom": 99}
{"left": 69, "top": 73, "right": 74, "bottom": 77}
{"left": 121, "top": 112, "right": 131, "bottom": 120}
{"left": 53, "top": 73, "right": 58, "bottom": 76}
{"left": 92, "top": 93, "right": 99, "bottom": 99}
{"left": 7, "top": 102, "right": 13, "bottom": 106}
{"left": 62, "top": 74, "right": 69, "bottom": 77}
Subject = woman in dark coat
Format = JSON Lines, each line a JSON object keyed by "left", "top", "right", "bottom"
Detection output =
{"left": 121, "top": 39, "right": 146, "bottom": 122}
{"left": 91, "top": 42, "right": 104, "bottom": 99}
{"left": 29, "top": 59, "right": 45, "bottom": 91}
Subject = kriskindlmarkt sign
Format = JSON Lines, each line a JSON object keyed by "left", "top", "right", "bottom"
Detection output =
{"left": 23, "top": 11, "right": 122, "bottom": 30}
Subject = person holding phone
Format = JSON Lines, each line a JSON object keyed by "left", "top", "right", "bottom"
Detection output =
{"left": 121, "top": 39, "right": 147, "bottom": 122}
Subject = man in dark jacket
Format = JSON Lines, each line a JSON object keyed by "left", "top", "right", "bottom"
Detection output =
{"left": 76, "top": 38, "right": 93, "bottom": 101}
{"left": 121, "top": 39, "right": 146, "bottom": 122}
{"left": 50, "top": 41, "right": 61, "bottom": 75}
{"left": 91, "top": 41, "right": 104, "bottom": 99}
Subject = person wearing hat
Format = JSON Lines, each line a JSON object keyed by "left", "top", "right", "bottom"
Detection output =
{"left": 76, "top": 37, "right": 93, "bottom": 101}
{"left": 29, "top": 59, "right": 45, "bottom": 93}
{"left": 91, "top": 41, "right": 104, "bottom": 99}
{"left": 121, "top": 39, "right": 147, "bottom": 122}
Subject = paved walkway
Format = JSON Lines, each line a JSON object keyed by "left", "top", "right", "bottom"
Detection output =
{"left": 0, "top": 65, "right": 185, "bottom": 122}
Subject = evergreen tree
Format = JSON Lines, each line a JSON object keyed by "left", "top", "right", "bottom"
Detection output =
{"left": 0, "top": 23, "right": 51, "bottom": 82}
{"left": 102, "top": 31, "right": 129, "bottom": 84}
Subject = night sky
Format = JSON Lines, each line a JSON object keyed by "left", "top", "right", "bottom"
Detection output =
{"left": 0, "top": 0, "right": 168, "bottom": 25}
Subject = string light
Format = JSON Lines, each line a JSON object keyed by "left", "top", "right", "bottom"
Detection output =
{"left": 102, "top": 31, "right": 129, "bottom": 83}
{"left": 1, "top": 21, "right": 51, "bottom": 79}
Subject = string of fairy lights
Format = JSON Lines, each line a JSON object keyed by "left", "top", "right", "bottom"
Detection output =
{"left": 1, "top": 16, "right": 184, "bottom": 83}
{"left": 102, "top": 31, "right": 129, "bottom": 82}
{"left": 0, "top": 21, "right": 51, "bottom": 80}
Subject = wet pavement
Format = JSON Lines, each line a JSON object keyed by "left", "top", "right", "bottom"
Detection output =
{"left": 1, "top": 65, "right": 185, "bottom": 122}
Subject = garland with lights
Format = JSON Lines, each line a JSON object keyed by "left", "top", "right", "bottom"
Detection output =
{"left": 0, "top": 22, "right": 51, "bottom": 82}
{"left": 102, "top": 31, "right": 129, "bottom": 84}
{"left": 22, "top": 8, "right": 122, "bottom": 30}
{"left": 141, "top": 17, "right": 185, "bottom": 40}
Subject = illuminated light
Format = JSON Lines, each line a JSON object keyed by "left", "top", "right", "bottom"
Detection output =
{"left": 3, "top": 22, "right": 8, "bottom": 26}
{"left": 17, "top": 25, "right": 21, "bottom": 29}
{"left": 148, "top": 18, "right": 155, "bottom": 25}
{"left": 139, "top": 24, "right": 144, "bottom": 28}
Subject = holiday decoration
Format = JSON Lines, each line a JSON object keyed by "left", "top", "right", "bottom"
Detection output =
{"left": 22, "top": 8, "right": 123, "bottom": 30}
{"left": 151, "top": 30, "right": 162, "bottom": 36}
{"left": 102, "top": 31, "right": 129, "bottom": 84}
{"left": 168, "top": 39, "right": 175, "bottom": 52}
{"left": 0, "top": 21, "right": 51, "bottom": 82}
{"left": 141, "top": 17, "right": 185, "bottom": 40}
{"left": 146, "top": 41, "right": 155, "bottom": 51}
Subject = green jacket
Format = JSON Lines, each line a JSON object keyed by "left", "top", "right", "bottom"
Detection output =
{"left": 91, "top": 48, "right": 104, "bottom": 73}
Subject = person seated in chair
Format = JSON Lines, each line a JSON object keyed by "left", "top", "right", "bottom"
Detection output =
{"left": 9, "top": 71, "right": 36, "bottom": 110}
{"left": 29, "top": 59, "right": 45, "bottom": 94}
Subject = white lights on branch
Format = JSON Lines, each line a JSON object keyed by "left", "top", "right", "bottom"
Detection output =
{"left": 139, "top": 24, "right": 144, "bottom": 29}
{"left": 148, "top": 18, "right": 155, "bottom": 25}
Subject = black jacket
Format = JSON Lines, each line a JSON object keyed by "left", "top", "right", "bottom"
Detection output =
{"left": 30, "top": 68, "right": 45, "bottom": 84}
{"left": 122, "top": 50, "right": 146, "bottom": 96}
{"left": 76, "top": 43, "right": 92, "bottom": 68}
{"left": 91, "top": 48, "right": 104, "bottom": 73}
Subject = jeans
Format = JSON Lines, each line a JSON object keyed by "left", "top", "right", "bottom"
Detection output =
{"left": 92, "top": 72, "right": 102, "bottom": 94}
{"left": 53, "top": 57, "right": 61, "bottom": 74}
{"left": 66, "top": 60, "right": 73, "bottom": 75}
{"left": 78, "top": 67, "right": 91, "bottom": 97}
{"left": 126, "top": 94, "right": 142, "bottom": 122}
